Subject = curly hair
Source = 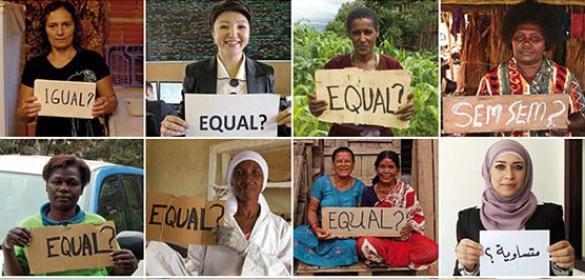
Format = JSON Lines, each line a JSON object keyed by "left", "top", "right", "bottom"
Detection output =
{"left": 346, "top": 7, "right": 380, "bottom": 34}
{"left": 42, "top": 155, "right": 91, "bottom": 187}
{"left": 40, "top": 1, "right": 83, "bottom": 54}
{"left": 501, "top": 0, "right": 562, "bottom": 51}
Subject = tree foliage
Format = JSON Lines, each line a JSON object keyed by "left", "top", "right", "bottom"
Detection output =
{"left": 325, "top": 0, "right": 437, "bottom": 51}
{"left": 0, "top": 140, "right": 143, "bottom": 168}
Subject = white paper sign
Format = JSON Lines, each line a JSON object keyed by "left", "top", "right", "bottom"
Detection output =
{"left": 184, "top": 94, "right": 279, "bottom": 137}
{"left": 34, "top": 79, "right": 96, "bottom": 119}
{"left": 480, "top": 230, "right": 549, "bottom": 277}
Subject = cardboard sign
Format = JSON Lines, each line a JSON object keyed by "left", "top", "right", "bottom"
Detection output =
{"left": 25, "top": 221, "right": 116, "bottom": 274}
{"left": 480, "top": 230, "right": 549, "bottom": 276}
{"left": 146, "top": 192, "right": 225, "bottom": 247}
{"left": 184, "top": 94, "right": 279, "bottom": 137}
{"left": 321, "top": 207, "right": 407, "bottom": 237}
{"left": 443, "top": 95, "right": 569, "bottom": 133}
{"left": 34, "top": 79, "right": 96, "bottom": 119}
{"left": 315, "top": 68, "right": 411, "bottom": 128}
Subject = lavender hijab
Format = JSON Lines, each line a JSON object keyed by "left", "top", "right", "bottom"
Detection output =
{"left": 480, "top": 140, "right": 538, "bottom": 230}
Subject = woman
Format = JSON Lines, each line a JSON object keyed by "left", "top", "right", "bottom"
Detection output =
{"left": 2, "top": 155, "right": 136, "bottom": 276}
{"left": 454, "top": 140, "right": 574, "bottom": 276}
{"left": 294, "top": 147, "right": 365, "bottom": 266}
{"left": 357, "top": 151, "right": 438, "bottom": 271}
{"left": 18, "top": 1, "right": 117, "bottom": 136}
{"left": 475, "top": 1, "right": 585, "bottom": 136}
{"left": 160, "top": 0, "right": 290, "bottom": 137}
{"left": 146, "top": 150, "right": 291, "bottom": 276}
{"left": 309, "top": 7, "right": 414, "bottom": 136}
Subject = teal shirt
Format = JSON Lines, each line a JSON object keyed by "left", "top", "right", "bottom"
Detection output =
{"left": 12, "top": 207, "right": 115, "bottom": 276}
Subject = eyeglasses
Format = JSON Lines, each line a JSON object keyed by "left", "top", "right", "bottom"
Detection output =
{"left": 513, "top": 34, "right": 544, "bottom": 44}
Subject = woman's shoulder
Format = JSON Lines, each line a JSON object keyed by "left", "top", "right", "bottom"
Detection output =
{"left": 18, "top": 214, "right": 43, "bottom": 228}
{"left": 186, "top": 57, "right": 214, "bottom": 71}
{"left": 534, "top": 203, "right": 563, "bottom": 218}
{"left": 457, "top": 206, "right": 480, "bottom": 220}
{"left": 379, "top": 54, "right": 402, "bottom": 70}
{"left": 78, "top": 49, "right": 106, "bottom": 60}
{"left": 84, "top": 212, "right": 108, "bottom": 223}
{"left": 325, "top": 54, "right": 351, "bottom": 69}
{"left": 247, "top": 58, "right": 274, "bottom": 74}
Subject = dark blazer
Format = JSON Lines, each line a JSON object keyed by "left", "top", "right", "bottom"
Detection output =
{"left": 453, "top": 203, "right": 569, "bottom": 276}
{"left": 177, "top": 56, "right": 289, "bottom": 136}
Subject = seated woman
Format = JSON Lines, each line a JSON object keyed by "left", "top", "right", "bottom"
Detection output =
{"left": 475, "top": 1, "right": 585, "bottom": 136}
{"left": 294, "top": 147, "right": 365, "bottom": 266}
{"left": 308, "top": 7, "right": 413, "bottom": 136}
{"left": 2, "top": 155, "right": 137, "bottom": 276}
{"left": 160, "top": 0, "right": 290, "bottom": 137}
{"left": 357, "top": 151, "right": 437, "bottom": 271}
{"left": 146, "top": 151, "right": 291, "bottom": 276}
{"left": 454, "top": 140, "right": 574, "bottom": 276}
{"left": 18, "top": 1, "right": 117, "bottom": 136}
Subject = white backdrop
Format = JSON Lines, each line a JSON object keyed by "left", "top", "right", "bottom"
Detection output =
{"left": 439, "top": 138, "right": 565, "bottom": 276}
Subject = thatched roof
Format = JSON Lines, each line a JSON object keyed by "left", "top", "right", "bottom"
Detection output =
{"left": 442, "top": 0, "right": 585, "bottom": 5}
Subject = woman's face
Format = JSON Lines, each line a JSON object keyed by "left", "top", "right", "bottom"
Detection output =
{"left": 212, "top": 11, "right": 250, "bottom": 59}
{"left": 489, "top": 153, "right": 526, "bottom": 198}
{"left": 333, "top": 151, "right": 355, "bottom": 178}
{"left": 376, "top": 158, "right": 399, "bottom": 185}
{"left": 232, "top": 160, "right": 263, "bottom": 202}
{"left": 511, "top": 23, "right": 545, "bottom": 66}
{"left": 349, "top": 17, "right": 379, "bottom": 57}
{"left": 46, "top": 166, "right": 83, "bottom": 212}
{"left": 45, "top": 7, "right": 75, "bottom": 50}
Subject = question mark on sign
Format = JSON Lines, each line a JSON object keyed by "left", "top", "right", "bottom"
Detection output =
{"left": 484, "top": 247, "right": 494, "bottom": 263}
{"left": 546, "top": 100, "right": 567, "bottom": 128}
{"left": 87, "top": 92, "right": 95, "bottom": 107}
{"left": 210, "top": 203, "right": 225, "bottom": 226}
{"left": 259, "top": 114, "right": 267, "bottom": 130}
{"left": 99, "top": 225, "right": 116, "bottom": 250}
{"left": 393, "top": 209, "right": 405, "bottom": 230}
{"left": 393, "top": 83, "right": 405, "bottom": 104}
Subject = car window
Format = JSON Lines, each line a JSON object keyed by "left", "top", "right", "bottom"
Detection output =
{"left": 0, "top": 172, "right": 46, "bottom": 242}
{"left": 97, "top": 176, "right": 127, "bottom": 232}
{"left": 121, "top": 174, "right": 143, "bottom": 231}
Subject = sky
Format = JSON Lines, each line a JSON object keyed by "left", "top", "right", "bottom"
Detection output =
{"left": 292, "top": 0, "right": 352, "bottom": 30}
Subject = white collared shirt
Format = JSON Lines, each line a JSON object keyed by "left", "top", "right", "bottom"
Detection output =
{"left": 216, "top": 55, "right": 248, "bottom": 95}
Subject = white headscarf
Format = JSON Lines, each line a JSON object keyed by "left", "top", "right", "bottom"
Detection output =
{"left": 224, "top": 150, "right": 270, "bottom": 215}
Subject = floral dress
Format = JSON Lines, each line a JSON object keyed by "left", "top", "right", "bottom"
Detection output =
{"left": 294, "top": 175, "right": 364, "bottom": 267}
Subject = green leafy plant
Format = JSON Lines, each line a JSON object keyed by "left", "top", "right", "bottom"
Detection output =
{"left": 294, "top": 25, "right": 438, "bottom": 136}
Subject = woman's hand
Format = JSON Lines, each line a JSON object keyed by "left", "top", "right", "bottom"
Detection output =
{"left": 567, "top": 112, "right": 585, "bottom": 136}
{"left": 308, "top": 94, "right": 328, "bottom": 117}
{"left": 160, "top": 115, "right": 189, "bottom": 136}
{"left": 399, "top": 223, "right": 413, "bottom": 239}
{"left": 110, "top": 249, "right": 137, "bottom": 275}
{"left": 548, "top": 240, "right": 574, "bottom": 270}
{"left": 276, "top": 107, "right": 291, "bottom": 127}
{"left": 456, "top": 238, "right": 482, "bottom": 271}
{"left": 3, "top": 227, "right": 31, "bottom": 250}
{"left": 92, "top": 96, "right": 113, "bottom": 117}
{"left": 215, "top": 226, "right": 249, "bottom": 255}
{"left": 396, "top": 93, "right": 414, "bottom": 121}
{"left": 21, "top": 96, "right": 42, "bottom": 120}
{"left": 312, "top": 226, "right": 331, "bottom": 240}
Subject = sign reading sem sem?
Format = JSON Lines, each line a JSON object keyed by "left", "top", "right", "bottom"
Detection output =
{"left": 146, "top": 192, "right": 225, "bottom": 247}
{"left": 443, "top": 94, "right": 569, "bottom": 133}
{"left": 479, "top": 230, "right": 549, "bottom": 276}
{"left": 184, "top": 94, "right": 279, "bottom": 137}
{"left": 315, "top": 68, "right": 412, "bottom": 128}
{"left": 33, "top": 79, "right": 96, "bottom": 119}
{"left": 26, "top": 221, "right": 117, "bottom": 274}
{"left": 322, "top": 207, "right": 407, "bottom": 237}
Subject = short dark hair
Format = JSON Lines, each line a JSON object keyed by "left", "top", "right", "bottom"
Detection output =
{"left": 501, "top": 0, "right": 561, "bottom": 51}
{"left": 332, "top": 147, "right": 355, "bottom": 163}
{"left": 372, "top": 150, "right": 400, "bottom": 185}
{"left": 209, "top": 0, "right": 252, "bottom": 30}
{"left": 40, "top": 1, "right": 83, "bottom": 54}
{"left": 42, "top": 155, "right": 91, "bottom": 187}
{"left": 346, "top": 7, "right": 379, "bottom": 34}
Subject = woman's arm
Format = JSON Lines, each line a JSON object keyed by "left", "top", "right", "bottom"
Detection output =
{"left": 17, "top": 85, "right": 41, "bottom": 122}
{"left": 93, "top": 76, "right": 118, "bottom": 117}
